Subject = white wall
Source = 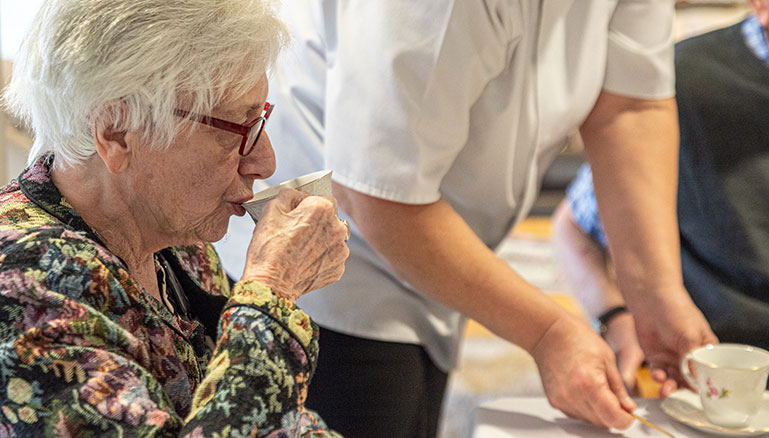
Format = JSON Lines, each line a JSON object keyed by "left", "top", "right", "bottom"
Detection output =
{"left": 1, "top": 0, "right": 45, "bottom": 60}
{"left": 0, "top": 1, "right": 43, "bottom": 184}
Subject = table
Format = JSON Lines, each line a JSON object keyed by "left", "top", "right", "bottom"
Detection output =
{"left": 473, "top": 397, "right": 709, "bottom": 438}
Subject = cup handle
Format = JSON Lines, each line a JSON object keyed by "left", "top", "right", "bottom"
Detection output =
{"left": 680, "top": 353, "right": 698, "bottom": 388}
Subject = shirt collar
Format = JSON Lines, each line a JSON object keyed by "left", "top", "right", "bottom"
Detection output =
{"left": 742, "top": 15, "right": 769, "bottom": 66}
{"left": 17, "top": 153, "right": 106, "bottom": 246}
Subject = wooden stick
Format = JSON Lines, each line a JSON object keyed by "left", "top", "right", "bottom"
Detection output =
{"left": 629, "top": 412, "right": 677, "bottom": 438}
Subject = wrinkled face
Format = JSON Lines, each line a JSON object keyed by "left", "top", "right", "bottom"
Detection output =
{"left": 130, "top": 75, "right": 275, "bottom": 244}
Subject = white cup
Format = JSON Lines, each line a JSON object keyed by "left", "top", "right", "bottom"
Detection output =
{"left": 681, "top": 343, "right": 769, "bottom": 428}
{"left": 242, "top": 170, "right": 332, "bottom": 222}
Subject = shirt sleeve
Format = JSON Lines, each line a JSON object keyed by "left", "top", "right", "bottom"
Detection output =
{"left": 323, "top": 0, "right": 517, "bottom": 203}
{"left": 603, "top": 0, "right": 675, "bottom": 99}
{"left": 0, "top": 232, "right": 340, "bottom": 437}
{"left": 185, "top": 280, "right": 339, "bottom": 437}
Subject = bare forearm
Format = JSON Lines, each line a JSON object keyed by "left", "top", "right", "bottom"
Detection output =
{"left": 333, "top": 182, "right": 568, "bottom": 353}
{"left": 580, "top": 92, "right": 687, "bottom": 311}
{"left": 334, "top": 183, "right": 641, "bottom": 428}
{"left": 580, "top": 92, "right": 717, "bottom": 394}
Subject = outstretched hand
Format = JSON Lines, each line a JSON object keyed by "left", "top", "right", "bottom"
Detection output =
{"left": 241, "top": 189, "right": 350, "bottom": 301}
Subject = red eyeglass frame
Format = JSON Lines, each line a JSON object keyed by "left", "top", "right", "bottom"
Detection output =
{"left": 174, "top": 102, "right": 273, "bottom": 156}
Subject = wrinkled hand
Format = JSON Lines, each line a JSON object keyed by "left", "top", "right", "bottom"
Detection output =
{"left": 631, "top": 285, "right": 718, "bottom": 397}
{"left": 603, "top": 312, "right": 645, "bottom": 392}
{"left": 531, "top": 313, "right": 636, "bottom": 429}
{"left": 241, "top": 189, "right": 350, "bottom": 302}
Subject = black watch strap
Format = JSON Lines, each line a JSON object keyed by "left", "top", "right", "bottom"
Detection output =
{"left": 597, "top": 305, "right": 629, "bottom": 335}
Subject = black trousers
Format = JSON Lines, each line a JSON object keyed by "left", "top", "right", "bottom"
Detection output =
{"left": 306, "top": 327, "right": 449, "bottom": 438}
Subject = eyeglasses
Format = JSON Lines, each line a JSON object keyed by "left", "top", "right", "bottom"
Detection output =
{"left": 174, "top": 102, "right": 273, "bottom": 156}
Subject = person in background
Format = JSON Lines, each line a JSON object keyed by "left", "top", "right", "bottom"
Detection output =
{"left": 552, "top": 0, "right": 769, "bottom": 391}
{"left": 0, "top": 0, "right": 349, "bottom": 436}
{"left": 215, "top": 1, "right": 717, "bottom": 435}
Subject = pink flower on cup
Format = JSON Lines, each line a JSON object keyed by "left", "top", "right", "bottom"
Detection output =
{"left": 706, "top": 379, "right": 718, "bottom": 397}
{"left": 705, "top": 379, "right": 730, "bottom": 399}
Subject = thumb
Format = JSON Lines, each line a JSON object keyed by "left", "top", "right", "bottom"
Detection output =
{"left": 607, "top": 359, "right": 637, "bottom": 412}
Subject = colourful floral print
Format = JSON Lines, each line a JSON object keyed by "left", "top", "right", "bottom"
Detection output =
{"left": 0, "top": 155, "right": 340, "bottom": 436}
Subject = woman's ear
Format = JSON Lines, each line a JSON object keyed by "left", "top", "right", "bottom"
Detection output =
{"left": 92, "top": 101, "right": 132, "bottom": 174}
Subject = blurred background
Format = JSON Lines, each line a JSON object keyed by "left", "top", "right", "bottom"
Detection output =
{"left": 0, "top": 1, "right": 754, "bottom": 437}
{"left": 1, "top": 0, "right": 44, "bottom": 185}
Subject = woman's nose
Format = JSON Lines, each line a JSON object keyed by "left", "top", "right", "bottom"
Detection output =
{"left": 239, "top": 132, "right": 276, "bottom": 180}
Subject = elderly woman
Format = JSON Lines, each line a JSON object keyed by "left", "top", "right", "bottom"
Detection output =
{"left": 0, "top": 0, "right": 349, "bottom": 436}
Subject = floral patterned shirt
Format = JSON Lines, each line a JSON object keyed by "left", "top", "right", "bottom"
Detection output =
{"left": 0, "top": 155, "right": 341, "bottom": 437}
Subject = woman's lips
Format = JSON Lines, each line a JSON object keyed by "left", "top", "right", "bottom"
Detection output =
{"left": 230, "top": 194, "right": 253, "bottom": 217}
{"left": 231, "top": 202, "right": 246, "bottom": 216}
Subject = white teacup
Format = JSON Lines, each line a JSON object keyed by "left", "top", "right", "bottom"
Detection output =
{"left": 681, "top": 343, "right": 769, "bottom": 428}
{"left": 242, "top": 170, "right": 332, "bottom": 222}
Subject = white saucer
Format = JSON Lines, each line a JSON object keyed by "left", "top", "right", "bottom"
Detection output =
{"left": 660, "top": 389, "right": 769, "bottom": 436}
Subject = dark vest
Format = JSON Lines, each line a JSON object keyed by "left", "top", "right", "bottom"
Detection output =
{"left": 676, "top": 20, "right": 769, "bottom": 348}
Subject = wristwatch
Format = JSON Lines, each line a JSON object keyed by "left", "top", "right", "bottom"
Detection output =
{"left": 597, "top": 305, "right": 629, "bottom": 336}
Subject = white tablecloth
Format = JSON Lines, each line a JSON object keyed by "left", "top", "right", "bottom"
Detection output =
{"left": 473, "top": 397, "right": 708, "bottom": 438}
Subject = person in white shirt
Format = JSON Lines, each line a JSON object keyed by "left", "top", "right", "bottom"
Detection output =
{"left": 552, "top": 0, "right": 769, "bottom": 393}
{"left": 215, "top": 1, "right": 718, "bottom": 436}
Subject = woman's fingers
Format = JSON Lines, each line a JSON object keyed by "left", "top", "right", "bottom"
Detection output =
{"left": 268, "top": 187, "right": 311, "bottom": 214}
{"left": 242, "top": 189, "right": 349, "bottom": 301}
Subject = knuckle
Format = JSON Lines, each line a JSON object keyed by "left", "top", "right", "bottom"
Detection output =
{"left": 276, "top": 188, "right": 293, "bottom": 198}
{"left": 320, "top": 194, "right": 338, "bottom": 209}
{"left": 307, "top": 194, "right": 334, "bottom": 209}
{"left": 547, "top": 390, "right": 569, "bottom": 411}
{"left": 571, "top": 372, "right": 594, "bottom": 394}
{"left": 301, "top": 197, "right": 338, "bottom": 220}
{"left": 333, "top": 265, "right": 345, "bottom": 282}
{"left": 330, "top": 247, "right": 349, "bottom": 266}
{"left": 277, "top": 188, "right": 305, "bottom": 204}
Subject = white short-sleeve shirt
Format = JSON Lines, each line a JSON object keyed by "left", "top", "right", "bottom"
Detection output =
{"left": 215, "top": 0, "right": 675, "bottom": 372}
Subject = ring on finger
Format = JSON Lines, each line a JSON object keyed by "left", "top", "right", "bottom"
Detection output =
{"left": 340, "top": 219, "right": 351, "bottom": 241}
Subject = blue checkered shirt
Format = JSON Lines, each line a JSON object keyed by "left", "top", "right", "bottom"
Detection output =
{"left": 742, "top": 14, "right": 769, "bottom": 65}
{"left": 566, "top": 163, "right": 608, "bottom": 248}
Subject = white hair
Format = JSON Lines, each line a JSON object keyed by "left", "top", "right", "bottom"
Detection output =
{"left": 3, "top": 0, "right": 288, "bottom": 167}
